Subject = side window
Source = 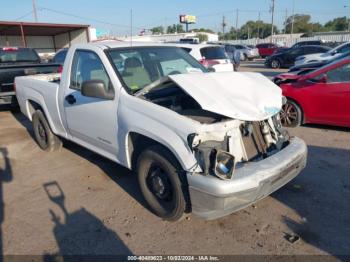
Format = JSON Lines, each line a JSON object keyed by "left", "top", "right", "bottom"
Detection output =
{"left": 181, "top": 47, "right": 192, "bottom": 53}
{"left": 338, "top": 44, "right": 350, "bottom": 54}
{"left": 290, "top": 48, "right": 303, "bottom": 56}
{"left": 70, "top": 50, "right": 111, "bottom": 91}
{"left": 326, "top": 63, "right": 350, "bottom": 83}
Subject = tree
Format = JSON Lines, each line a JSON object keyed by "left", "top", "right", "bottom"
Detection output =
{"left": 196, "top": 33, "right": 208, "bottom": 43}
{"left": 192, "top": 28, "right": 215, "bottom": 34}
{"left": 166, "top": 24, "right": 185, "bottom": 34}
{"left": 324, "top": 17, "right": 349, "bottom": 31}
{"left": 150, "top": 26, "right": 164, "bottom": 35}
{"left": 284, "top": 14, "right": 318, "bottom": 33}
{"left": 219, "top": 21, "right": 278, "bottom": 40}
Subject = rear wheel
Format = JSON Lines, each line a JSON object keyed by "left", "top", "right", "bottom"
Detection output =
{"left": 32, "top": 110, "right": 62, "bottom": 152}
{"left": 137, "top": 145, "right": 188, "bottom": 221}
{"left": 280, "top": 100, "right": 303, "bottom": 127}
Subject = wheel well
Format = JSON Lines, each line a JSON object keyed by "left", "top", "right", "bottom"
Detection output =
{"left": 285, "top": 97, "right": 305, "bottom": 124}
{"left": 128, "top": 132, "right": 184, "bottom": 171}
{"left": 27, "top": 100, "right": 43, "bottom": 119}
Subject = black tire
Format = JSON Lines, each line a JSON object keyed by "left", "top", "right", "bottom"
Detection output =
{"left": 243, "top": 54, "right": 248, "bottom": 61}
{"left": 32, "top": 110, "right": 62, "bottom": 152}
{"left": 271, "top": 59, "right": 281, "bottom": 69}
{"left": 137, "top": 145, "right": 188, "bottom": 221}
{"left": 280, "top": 100, "right": 303, "bottom": 127}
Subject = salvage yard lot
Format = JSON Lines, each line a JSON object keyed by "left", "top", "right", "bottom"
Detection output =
{"left": 0, "top": 60, "right": 349, "bottom": 256}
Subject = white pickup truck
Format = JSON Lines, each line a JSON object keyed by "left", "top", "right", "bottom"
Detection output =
{"left": 15, "top": 41, "right": 307, "bottom": 221}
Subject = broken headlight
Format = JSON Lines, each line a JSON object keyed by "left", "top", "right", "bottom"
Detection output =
{"left": 214, "top": 150, "right": 235, "bottom": 180}
{"left": 192, "top": 137, "right": 235, "bottom": 180}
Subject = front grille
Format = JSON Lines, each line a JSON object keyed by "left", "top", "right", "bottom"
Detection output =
{"left": 240, "top": 122, "right": 268, "bottom": 161}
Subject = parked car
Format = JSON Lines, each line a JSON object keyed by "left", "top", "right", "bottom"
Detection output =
{"left": 294, "top": 42, "right": 350, "bottom": 67}
{"left": 288, "top": 51, "right": 350, "bottom": 72}
{"left": 232, "top": 44, "right": 259, "bottom": 61}
{"left": 274, "top": 40, "right": 327, "bottom": 54}
{"left": 171, "top": 43, "right": 235, "bottom": 72}
{"left": 51, "top": 48, "right": 68, "bottom": 65}
{"left": 265, "top": 45, "right": 331, "bottom": 69}
{"left": 0, "top": 47, "right": 61, "bottom": 106}
{"left": 279, "top": 57, "right": 350, "bottom": 127}
{"left": 15, "top": 42, "right": 307, "bottom": 221}
{"left": 256, "top": 43, "right": 279, "bottom": 58}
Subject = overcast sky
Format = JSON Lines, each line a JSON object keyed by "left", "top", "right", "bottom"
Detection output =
{"left": 2, "top": 0, "right": 350, "bottom": 36}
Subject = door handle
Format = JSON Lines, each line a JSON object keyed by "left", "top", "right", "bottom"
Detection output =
{"left": 65, "top": 94, "right": 76, "bottom": 105}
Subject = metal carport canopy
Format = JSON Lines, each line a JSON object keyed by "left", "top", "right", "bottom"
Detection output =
{"left": 0, "top": 21, "right": 90, "bottom": 47}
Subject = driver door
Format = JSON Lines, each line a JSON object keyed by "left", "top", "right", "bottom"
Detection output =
{"left": 64, "top": 50, "right": 119, "bottom": 158}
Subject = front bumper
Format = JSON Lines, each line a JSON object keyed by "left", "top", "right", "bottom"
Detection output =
{"left": 187, "top": 137, "right": 307, "bottom": 220}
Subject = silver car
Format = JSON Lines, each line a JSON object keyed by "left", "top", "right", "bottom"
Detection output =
{"left": 233, "top": 44, "right": 260, "bottom": 61}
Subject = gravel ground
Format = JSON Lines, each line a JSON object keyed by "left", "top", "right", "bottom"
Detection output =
{"left": 0, "top": 61, "right": 349, "bottom": 258}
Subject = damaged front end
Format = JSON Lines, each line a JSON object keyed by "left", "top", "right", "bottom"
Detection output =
{"left": 188, "top": 113, "right": 290, "bottom": 180}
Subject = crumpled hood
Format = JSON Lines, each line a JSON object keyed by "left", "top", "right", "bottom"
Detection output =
{"left": 169, "top": 72, "right": 282, "bottom": 121}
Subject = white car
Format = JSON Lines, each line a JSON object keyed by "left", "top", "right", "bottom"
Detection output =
{"left": 15, "top": 42, "right": 307, "bottom": 221}
{"left": 295, "top": 42, "right": 350, "bottom": 66}
{"left": 168, "top": 43, "right": 235, "bottom": 72}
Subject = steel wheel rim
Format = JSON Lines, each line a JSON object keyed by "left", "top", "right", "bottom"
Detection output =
{"left": 146, "top": 165, "right": 172, "bottom": 201}
{"left": 281, "top": 103, "right": 298, "bottom": 126}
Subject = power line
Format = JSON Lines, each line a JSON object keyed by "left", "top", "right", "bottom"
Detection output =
{"left": 38, "top": 6, "right": 144, "bottom": 30}
{"left": 13, "top": 10, "right": 34, "bottom": 21}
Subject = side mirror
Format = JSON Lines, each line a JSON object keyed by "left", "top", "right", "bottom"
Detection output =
{"left": 318, "top": 74, "right": 328, "bottom": 83}
{"left": 81, "top": 80, "right": 114, "bottom": 100}
{"left": 331, "top": 50, "right": 337, "bottom": 56}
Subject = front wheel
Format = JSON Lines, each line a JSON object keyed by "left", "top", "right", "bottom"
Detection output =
{"left": 271, "top": 59, "right": 281, "bottom": 69}
{"left": 280, "top": 100, "right": 303, "bottom": 127}
{"left": 137, "top": 145, "right": 188, "bottom": 221}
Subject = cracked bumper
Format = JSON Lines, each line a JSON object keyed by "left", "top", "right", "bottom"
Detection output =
{"left": 187, "top": 137, "right": 307, "bottom": 220}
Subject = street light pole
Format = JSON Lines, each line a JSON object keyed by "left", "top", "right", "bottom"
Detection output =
{"left": 291, "top": 0, "right": 295, "bottom": 35}
{"left": 270, "top": 0, "right": 275, "bottom": 42}
{"left": 32, "top": 0, "right": 38, "bottom": 22}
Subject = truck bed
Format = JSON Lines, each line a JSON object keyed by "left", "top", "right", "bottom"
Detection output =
{"left": 0, "top": 63, "right": 60, "bottom": 105}
{"left": 15, "top": 73, "right": 64, "bottom": 135}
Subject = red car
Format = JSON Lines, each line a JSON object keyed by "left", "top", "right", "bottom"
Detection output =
{"left": 256, "top": 43, "right": 279, "bottom": 58}
{"left": 277, "top": 57, "right": 350, "bottom": 128}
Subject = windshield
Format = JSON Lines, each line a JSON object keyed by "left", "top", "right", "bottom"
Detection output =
{"left": 108, "top": 46, "right": 207, "bottom": 93}
{"left": 0, "top": 48, "right": 40, "bottom": 63}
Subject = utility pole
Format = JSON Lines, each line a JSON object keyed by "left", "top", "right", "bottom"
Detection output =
{"left": 270, "top": 0, "right": 275, "bottom": 42}
{"left": 284, "top": 8, "right": 288, "bottom": 34}
{"left": 257, "top": 11, "right": 261, "bottom": 39}
{"left": 235, "top": 9, "right": 239, "bottom": 40}
{"left": 221, "top": 15, "right": 227, "bottom": 37}
{"left": 291, "top": 0, "right": 295, "bottom": 35}
{"left": 32, "top": 0, "right": 38, "bottom": 22}
{"left": 130, "top": 9, "right": 133, "bottom": 46}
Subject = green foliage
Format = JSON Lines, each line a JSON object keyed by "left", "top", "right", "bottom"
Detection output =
{"left": 150, "top": 26, "right": 164, "bottom": 35}
{"left": 166, "top": 24, "right": 185, "bottom": 34}
{"left": 324, "top": 17, "right": 350, "bottom": 31}
{"left": 196, "top": 33, "right": 208, "bottom": 42}
{"left": 192, "top": 28, "right": 215, "bottom": 34}
{"left": 219, "top": 22, "right": 278, "bottom": 40}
